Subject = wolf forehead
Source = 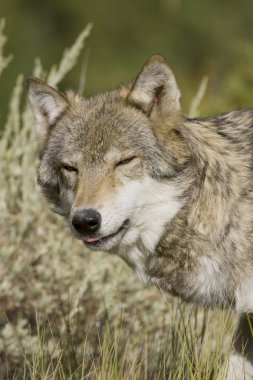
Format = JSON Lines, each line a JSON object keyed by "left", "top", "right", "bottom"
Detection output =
{"left": 28, "top": 55, "right": 183, "bottom": 165}
{"left": 46, "top": 91, "right": 155, "bottom": 159}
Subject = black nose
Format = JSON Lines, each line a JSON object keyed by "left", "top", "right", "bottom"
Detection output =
{"left": 72, "top": 209, "right": 101, "bottom": 235}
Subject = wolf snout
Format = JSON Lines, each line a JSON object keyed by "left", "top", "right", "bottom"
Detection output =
{"left": 71, "top": 209, "right": 101, "bottom": 235}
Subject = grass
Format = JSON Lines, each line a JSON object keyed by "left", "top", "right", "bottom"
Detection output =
{"left": 0, "top": 19, "right": 237, "bottom": 379}
{"left": 8, "top": 304, "right": 235, "bottom": 379}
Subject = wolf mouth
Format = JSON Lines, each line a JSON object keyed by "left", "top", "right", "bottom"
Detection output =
{"left": 83, "top": 219, "right": 129, "bottom": 248}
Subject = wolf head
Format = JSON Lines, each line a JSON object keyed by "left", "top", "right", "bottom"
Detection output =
{"left": 28, "top": 55, "right": 187, "bottom": 254}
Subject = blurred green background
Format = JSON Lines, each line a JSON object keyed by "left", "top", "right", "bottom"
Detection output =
{"left": 1, "top": 0, "right": 253, "bottom": 124}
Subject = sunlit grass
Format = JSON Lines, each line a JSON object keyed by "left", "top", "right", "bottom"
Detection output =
{"left": 6, "top": 305, "right": 235, "bottom": 379}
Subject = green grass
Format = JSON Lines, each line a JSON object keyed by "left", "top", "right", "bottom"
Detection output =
{"left": 0, "top": 19, "right": 238, "bottom": 379}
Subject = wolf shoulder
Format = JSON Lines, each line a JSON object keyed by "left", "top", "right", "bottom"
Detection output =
{"left": 191, "top": 109, "right": 253, "bottom": 141}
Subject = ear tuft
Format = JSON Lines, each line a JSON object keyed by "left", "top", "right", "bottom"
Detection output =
{"left": 27, "top": 76, "right": 69, "bottom": 143}
{"left": 125, "top": 55, "right": 181, "bottom": 119}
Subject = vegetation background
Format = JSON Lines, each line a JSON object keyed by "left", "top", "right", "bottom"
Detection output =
{"left": 1, "top": 0, "right": 253, "bottom": 122}
{"left": 0, "top": 1, "right": 253, "bottom": 379}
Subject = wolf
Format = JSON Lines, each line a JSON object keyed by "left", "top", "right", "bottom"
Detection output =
{"left": 28, "top": 55, "right": 253, "bottom": 379}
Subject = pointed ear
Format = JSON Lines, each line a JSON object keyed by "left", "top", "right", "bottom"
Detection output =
{"left": 123, "top": 55, "right": 181, "bottom": 119}
{"left": 27, "top": 76, "right": 69, "bottom": 143}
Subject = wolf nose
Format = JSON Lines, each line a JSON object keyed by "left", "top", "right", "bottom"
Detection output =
{"left": 72, "top": 209, "right": 101, "bottom": 235}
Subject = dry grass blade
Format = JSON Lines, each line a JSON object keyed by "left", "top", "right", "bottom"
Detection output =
{"left": 47, "top": 23, "right": 93, "bottom": 87}
{"left": 0, "top": 19, "right": 13, "bottom": 79}
{"left": 189, "top": 76, "right": 208, "bottom": 118}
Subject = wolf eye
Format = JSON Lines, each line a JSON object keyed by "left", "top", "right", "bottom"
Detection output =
{"left": 62, "top": 164, "right": 78, "bottom": 172}
{"left": 115, "top": 156, "right": 137, "bottom": 167}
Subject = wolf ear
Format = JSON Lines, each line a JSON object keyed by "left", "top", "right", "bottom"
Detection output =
{"left": 27, "top": 77, "right": 69, "bottom": 143}
{"left": 122, "top": 55, "right": 181, "bottom": 119}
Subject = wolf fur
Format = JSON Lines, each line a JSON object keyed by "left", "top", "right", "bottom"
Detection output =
{"left": 28, "top": 55, "right": 253, "bottom": 379}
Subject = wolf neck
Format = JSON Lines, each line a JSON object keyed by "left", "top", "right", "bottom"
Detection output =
{"left": 150, "top": 112, "right": 249, "bottom": 252}
{"left": 178, "top": 116, "right": 247, "bottom": 241}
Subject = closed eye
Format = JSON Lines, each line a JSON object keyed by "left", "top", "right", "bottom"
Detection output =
{"left": 115, "top": 156, "right": 137, "bottom": 167}
{"left": 62, "top": 164, "right": 78, "bottom": 172}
